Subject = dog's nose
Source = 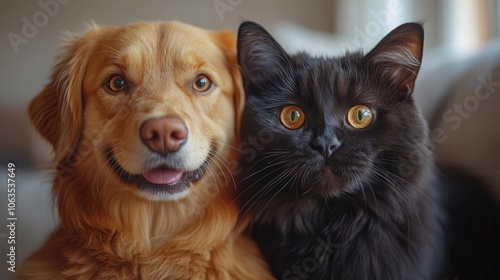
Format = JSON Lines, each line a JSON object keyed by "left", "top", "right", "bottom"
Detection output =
{"left": 140, "top": 117, "right": 187, "bottom": 154}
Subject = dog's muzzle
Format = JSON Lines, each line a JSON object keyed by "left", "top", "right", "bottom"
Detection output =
{"left": 106, "top": 117, "right": 209, "bottom": 200}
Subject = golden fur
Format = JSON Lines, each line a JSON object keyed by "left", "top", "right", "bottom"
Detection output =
{"left": 19, "top": 21, "right": 272, "bottom": 279}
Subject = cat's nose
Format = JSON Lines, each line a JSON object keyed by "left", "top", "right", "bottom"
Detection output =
{"left": 312, "top": 135, "right": 341, "bottom": 159}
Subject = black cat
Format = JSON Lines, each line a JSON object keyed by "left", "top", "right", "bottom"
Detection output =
{"left": 236, "top": 21, "right": 500, "bottom": 280}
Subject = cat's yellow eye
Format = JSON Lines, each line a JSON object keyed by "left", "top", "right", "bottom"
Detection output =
{"left": 346, "top": 105, "right": 373, "bottom": 129}
{"left": 280, "top": 105, "right": 305, "bottom": 130}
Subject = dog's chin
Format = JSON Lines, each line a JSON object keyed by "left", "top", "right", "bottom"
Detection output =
{"left": 106, "top": 149, "right": 208, "bottom": 201}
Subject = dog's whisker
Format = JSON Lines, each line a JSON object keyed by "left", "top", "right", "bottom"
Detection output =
{"left": 209, "top": 153, "right": 236, "bottom": 189}
{"left": 208, "top": 139, "right": 240, "bottom": 153}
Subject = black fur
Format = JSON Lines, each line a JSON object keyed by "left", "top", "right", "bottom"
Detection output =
{"left": 236, "top": 21, "right": 500, "bottom": 280}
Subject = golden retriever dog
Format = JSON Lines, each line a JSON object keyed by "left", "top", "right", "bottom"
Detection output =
{"left": 19, "top": 21, "right": 272, "bottom": 279}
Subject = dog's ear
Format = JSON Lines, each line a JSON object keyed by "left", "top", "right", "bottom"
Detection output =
{"left": 29, "top": 26, "right": 99, "bottom": 164}
{"left": 210, "top": 30, "right": 244, "bottom": 142}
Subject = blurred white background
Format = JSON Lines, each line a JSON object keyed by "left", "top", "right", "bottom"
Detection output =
{"left": 1, "top": 1, "right": 499, "bottom": 279}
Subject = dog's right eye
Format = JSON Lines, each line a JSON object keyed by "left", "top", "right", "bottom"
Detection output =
{"left": 106, "top": 75, "right": 128, "bottom": 92}
{"left": 192, "top": 75, "right": 212, "bottom": 93}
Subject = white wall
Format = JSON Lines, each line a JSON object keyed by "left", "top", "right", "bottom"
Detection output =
{"left": 333, "top": 0, "right": 444, "bottom": 51}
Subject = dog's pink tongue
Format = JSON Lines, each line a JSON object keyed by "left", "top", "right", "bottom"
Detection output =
{"left": 142, "top": 169, "right": 183, "bottom": 184}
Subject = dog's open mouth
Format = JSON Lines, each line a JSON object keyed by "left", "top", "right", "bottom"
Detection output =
{"left": 106, "top": 149, "right": 208, "bottom": 197}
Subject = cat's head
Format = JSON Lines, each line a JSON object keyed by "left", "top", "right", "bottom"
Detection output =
{"left": 237, "top": 22, "right": 429, "bottom": 201}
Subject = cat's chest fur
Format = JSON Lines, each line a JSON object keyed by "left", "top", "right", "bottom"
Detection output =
{"left": 251, "top": 190, "right": 436, "bottom": 279}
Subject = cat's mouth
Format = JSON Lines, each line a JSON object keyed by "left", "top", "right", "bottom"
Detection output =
{"left": 321, "top": 168, "right": 337, "bottom": 182}
{"left": 305, "top": 164, "right": 359, "bottom": 198}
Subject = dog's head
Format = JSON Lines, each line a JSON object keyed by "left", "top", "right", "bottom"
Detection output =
{"left": 29, "top": 21, "right": 243, "bottom": 201}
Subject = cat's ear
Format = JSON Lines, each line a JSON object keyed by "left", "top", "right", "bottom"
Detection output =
{"left": 364, "top": 22, "right": 424, "bottom": 100}
{"left": 237, "top": 21, "right": 289, "bottom": 89}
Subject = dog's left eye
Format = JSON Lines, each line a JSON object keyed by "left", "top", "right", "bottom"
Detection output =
{"left": 192, "top": 75, "right": 212, "bottom": 92}
{"left": 106, "top": 75, "right": 128, "bottom": 92}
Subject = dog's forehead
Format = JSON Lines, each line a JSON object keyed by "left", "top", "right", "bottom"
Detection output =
{"left": 86, "top": 22, "right": 225, "bottom": 82}
{"left": 103, "top": 22, "right": 224, "bottom": 69}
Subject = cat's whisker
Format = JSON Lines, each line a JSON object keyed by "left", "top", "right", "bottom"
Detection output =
{"left": 233, "top": 156, "right": 294, "bottom": 203}
{"left": 259, "top": 167, "right": 300, "bottom": 213}
{"left": 246, "top": 152, "right": 289, "bottom": 173}
{"left": 241, "top": 166, "right": 297, "bottom": 219}
{"left": 240, "top": 158, "right": 292, "bottom": 183}
{"left": 369, "top": 165, "right": 426, "bottom": 234}
{"left": 372, "top": 156, "right": 438, "bottom": 208}
{"left": 244, "top": 166, "right": 293, "bottom": 210}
